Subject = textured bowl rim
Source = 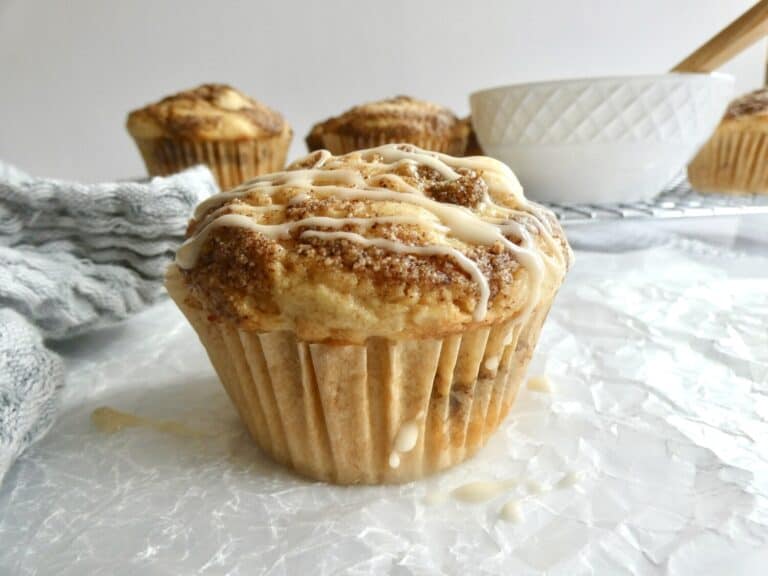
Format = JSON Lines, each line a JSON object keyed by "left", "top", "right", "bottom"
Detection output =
{"left": 471, "top": 72, "right": 734, "bottom": 100}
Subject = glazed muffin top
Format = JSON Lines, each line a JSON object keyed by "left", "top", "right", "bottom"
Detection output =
{"left": 126, "top": 84, "right": 290, "bottom": 140}
{"left": 723, "top": 88, "right": 768, "bottom": 121}
{"left": 171, "top": 144, "right": 572, "bottom": 343}
{"left": 306, "top": 96, "right": 466, "bottom": 150}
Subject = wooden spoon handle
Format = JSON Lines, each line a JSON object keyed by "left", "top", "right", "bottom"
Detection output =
{"left": 672, "top": 0, "right": 768, "bottom": 73}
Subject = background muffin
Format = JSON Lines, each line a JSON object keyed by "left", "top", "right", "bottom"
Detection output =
{"left": 688, "top": 88, "right": 768, "bottom": 194}
{"left": 462, "top": 116, "right": 484, "bottom": 156}
{"left": 166, "top": 144, "right": 571, "bottom": 484}
{"left": 127, "top": 84, "right": 292, "bottom": 190}
{"left": 306, "top": 95, "right": 468, "bottom": 155}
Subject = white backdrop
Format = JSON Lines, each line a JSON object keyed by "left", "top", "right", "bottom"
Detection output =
{"left": 0, "top": 0, "right": 764, "bottom": 181}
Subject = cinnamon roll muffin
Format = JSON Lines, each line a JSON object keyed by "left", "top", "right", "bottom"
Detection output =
{"left": 127, "top": 84, "right": 292, "bottom": 190}
{"left": 688, "top": 88, "right": 768, "bottom": 194}
{"left": 166, "top": 144, "right": 572, "bottom": 484}
{"left": 306, "top": 96, "right": 468, "bottom": 156}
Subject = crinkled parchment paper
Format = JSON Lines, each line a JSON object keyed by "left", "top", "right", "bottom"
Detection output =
{"left": 1, "top": 217, "right": 767, "bottom": 575}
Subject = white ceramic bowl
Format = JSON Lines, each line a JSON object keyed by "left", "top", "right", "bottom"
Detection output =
{"left": 470, "top": 73, "right": 734, "bottom": 204}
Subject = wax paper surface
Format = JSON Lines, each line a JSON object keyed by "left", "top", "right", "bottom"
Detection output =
{"left": 1, "top": 217, "right": 767, "bottom": 575}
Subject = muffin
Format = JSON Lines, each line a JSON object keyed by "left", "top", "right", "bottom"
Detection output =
{"left": 306, "top": 96, "right": 468, "bottom": 156}
{"left": 462, "top": 116, "right": 484, "bottom": 156}
{"left": 127, "top": 84, "right": 292, "bottom": 190}
{"left": 688, "top": 88, "right": 768, "bottom": 194}
{"left": 165, "top": 144, "right": 572, "bottom": 484}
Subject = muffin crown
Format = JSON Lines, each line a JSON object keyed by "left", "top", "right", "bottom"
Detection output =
{"left": 126, "top": 84, "right": 289, "bottom": 140}
{"left": 723, "top": 88, "right": 768, "bottom": 121}
{"left": 172, "top": 144, "right": 571, "bottom": 343}
{"left": 307, "top": 96, "right": 464, "bottom": 148}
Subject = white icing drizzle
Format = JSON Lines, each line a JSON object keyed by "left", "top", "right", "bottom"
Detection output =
{"left": 484, "top": 356, "right": 500, "bottom": 372}
{"left": 191, "top": 203, "right": 284, "bottom": 239}
{"left": 177, "top": 144, "right": 565, "bottom": 323}
{"left": 388, "top": 412, "right": 423, "bottom": 469}
{"left": 423, "top": 491, "right": 449, "bottom": 506}
{"left": 527, "top": 375, "right": 552, "bottom": 394}
{"left": 90, "top": 407, "right": 206, "bottom": 438}
{"left": 525, "top": 480, "right": 545, "bottom": 495}
{"left": 556, "top": 470, "right": 584, "bottom": 489}
{"left": 282, "top": 168, "right": 367, "bottom": 189}
{"left": 314, "top": 150, "right": 332, "bottom": 166}
{"left": 367, "top": 173, "right": 420, "bottom": 194}
{"left": 499, "top": 499, "right": 522, "bottom": 523}
{"left": 423, "top": 470, "right": 582, "bottom": 518}
{"left": 374, "top": 146, "right": 460, "bottom": 180}
{"left": 450, "top": 480, "right": 517, "bottom": 503}
{"left": 394, "top": 420, "right": 420, "bottom": 453}
{"left": 369, "top": 144, "right": 522, "bottom": 200}
{"left": 306, "top": 185, "right": 509, "bottom": 246}
{"left": 192, "top": 169, "right": 367, "bottom": 218}
{"left": 288, "top": 192, "right": 310, "bottom": 205}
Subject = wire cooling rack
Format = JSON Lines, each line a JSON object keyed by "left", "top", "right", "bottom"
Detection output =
{"left": 544, "top": 178, "right": 768, "bottom": 225}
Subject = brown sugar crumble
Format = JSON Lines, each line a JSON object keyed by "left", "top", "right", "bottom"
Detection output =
{"left": 425, "top": 168, "right": 487, "bottom": 208}
{"left": 127, "top": 83, "right": 287, "bottom": 139}
{"left": 179, "top": 145, "right": 568, "bottom": 327}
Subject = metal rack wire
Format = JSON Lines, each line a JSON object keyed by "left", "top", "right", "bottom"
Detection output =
{"left": 544, "top": 177, "right": 768, "bottom": 225}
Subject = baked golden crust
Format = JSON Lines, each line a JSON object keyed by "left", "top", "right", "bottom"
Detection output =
{"left": 171, "top": 145, "right": 571, "bottom": 343}
{"left": 723, "top": 88, "right": 768, "bottom": 121}
{"left": 126, "top": 84, "right": 290, "bottom": 140}
{"left": 306, "top": 96, "right": 466, "bottom": 153}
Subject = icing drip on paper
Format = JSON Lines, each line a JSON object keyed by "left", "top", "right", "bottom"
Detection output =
{"left": 525, "top": 480, "right": 544, "bottom": 494}
{"left": 499, "top": 499, "right": 522, "bottom": 523}
{"left": 556, "top": 470, "right": 584, "bottom": 489}
{"left": 91, "top": 406, "right": 204, "bottom": 438}
{"left": 450, "top": 480, "right": 517, "bottom": 502}
{"left": 423, "top": 491, "right": 449, "bottom": 506}
{"left": 424, "top": 467, "right": 584, "bottom": 522}
{"left": 527, "top": 375, "right": 552, "bottom": 393}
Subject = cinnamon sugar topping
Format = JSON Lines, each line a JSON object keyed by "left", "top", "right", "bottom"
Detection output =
{"left": 724, "top": 88, "right": 768, "bottom": 120}
{"left": 126, "top": 83, "right": 289, "bottom": 140}
{"left": 174, "top": 144, "right": 571, "bottom": 338}
{"left": 305, "top": 96, "right": 467, "bottom": 155}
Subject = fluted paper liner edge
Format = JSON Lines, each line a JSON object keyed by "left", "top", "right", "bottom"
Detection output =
{"left": 133, "top": 135, "right": 291, "bottom": 190}
{"left": 166, "top": 266, "right": 555, "bottom": 484}
{"left": 688, "top": 127, "right": 768, "bottom": 194}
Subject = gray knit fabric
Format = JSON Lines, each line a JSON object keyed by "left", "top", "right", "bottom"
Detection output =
{"left": 0, "top": 309, "right": 64, "bottom": 484}
{"left": 0, "top": 244, "right": 162, "bottom": 340}
{"left": 0, "top": 161, "right": 216, "bottom": 484}
{"left": 0, "top": 162, "right": 217, "bottom": 339}
{"left": 0, "top": 162, "right": 214, "bottom": 285}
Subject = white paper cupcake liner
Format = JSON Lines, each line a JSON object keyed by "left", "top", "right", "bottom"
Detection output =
{"left": 133, "top": 135, "right": 291, "bottom": 191}
{"left": 688, "top": 128, "right": 768, "bottom": 194}
{"left": 166, "top": 266, "right": 554, "bottom": 484}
